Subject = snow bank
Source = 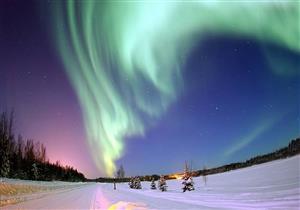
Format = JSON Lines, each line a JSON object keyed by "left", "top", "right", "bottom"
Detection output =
{"left": 0, "top": 179, "right": 88, "bottom": 207}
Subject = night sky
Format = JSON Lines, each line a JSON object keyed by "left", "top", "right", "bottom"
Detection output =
{"left": 1, "top": 1, "right": 299, "bottom": 178}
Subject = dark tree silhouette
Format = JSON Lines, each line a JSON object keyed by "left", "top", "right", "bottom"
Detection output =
{"left": 0, "top": 111, "right": 85, "bottom": 182}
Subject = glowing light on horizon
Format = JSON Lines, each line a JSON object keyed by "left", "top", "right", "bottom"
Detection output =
{"left": 172, "top": 174, "right": 184, "bottom": 180}
{"left": 51, "top": 2, "right": 299, "bottom": 176}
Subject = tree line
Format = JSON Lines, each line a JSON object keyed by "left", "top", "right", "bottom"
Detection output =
{"left": 0, "top": 111, "right": 85, "bottom": 182}
{"left": 166, "top": 138, "right": 300, "bottom": 179}
{"left": 192, "top": 137, "right": 300, "bottom": 177}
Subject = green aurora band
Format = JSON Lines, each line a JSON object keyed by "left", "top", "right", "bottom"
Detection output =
{"left": 52, "top": 1, "right": 299, "bottom": 176}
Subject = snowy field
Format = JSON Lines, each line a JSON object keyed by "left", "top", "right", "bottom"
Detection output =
{"left": 1, "top": 155, "right": 299, "bottom": 209}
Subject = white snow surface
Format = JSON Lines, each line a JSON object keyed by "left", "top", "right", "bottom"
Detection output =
{"left": 3, "top": 155, "right": 300, "bottom": 210}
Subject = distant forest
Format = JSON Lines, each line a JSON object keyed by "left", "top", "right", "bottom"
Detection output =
{"left": 0, "top": 111, "right": 85, "bottom": 182}
{"left": 191, "top": 137, "right": 300, "bottom": 178}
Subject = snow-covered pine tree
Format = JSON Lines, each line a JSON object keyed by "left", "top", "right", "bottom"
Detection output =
{"left": 158, "top": 175, "right": 167, "bottom": 191}
{"left": 182, "top": 175, "right": 195, "bottom": 192}
{"left": 0, "top": 112, "right": 12, "bottom": 177}
{"left": 32, "top": 163, "right": 39, "bottom": 180}
{"left": 0, "top": 153, "right": 10, "bottom": 177}
{"left": 182, "top": 161, "right": 195, "bottom": 192}
{"left": 134, "top": 177, "right": 142, "bottom": 189}
{"left": 129, "top": 177, "right": 134, "bottom": 188}
{"left": 128, "top": 177, "right": 142, "bottom": 189}
{"left": 150, "top": 178, "right": 156, "bottom": 189}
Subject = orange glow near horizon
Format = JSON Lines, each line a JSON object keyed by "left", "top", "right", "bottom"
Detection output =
{"left": 170, "top": 174, "right": 183, "bottom": 180}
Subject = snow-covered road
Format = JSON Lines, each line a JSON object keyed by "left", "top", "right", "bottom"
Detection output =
{"left": 3, "top": 155, "right": 300, "bottom": 209}
{"left": 4, "top": 183, "right": 202, "bottom": 209}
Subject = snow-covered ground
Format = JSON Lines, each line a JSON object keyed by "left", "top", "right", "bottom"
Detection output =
{"left": 2, "top": 155, "right": 300, "bottom": 209}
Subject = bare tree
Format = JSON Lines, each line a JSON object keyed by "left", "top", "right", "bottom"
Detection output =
{"left": 203, "top": 166, "right": 207, "bottom": 186}
{"left": 116, "top": 164, "right": 125, "bottom": 178}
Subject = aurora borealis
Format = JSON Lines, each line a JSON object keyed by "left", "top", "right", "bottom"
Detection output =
{"left": 51, "top": 1, "right": 299, "bottom": 176}
{"left": 0, "top": 1, "right": 299, "bottom": 178}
